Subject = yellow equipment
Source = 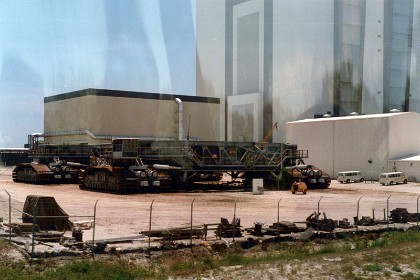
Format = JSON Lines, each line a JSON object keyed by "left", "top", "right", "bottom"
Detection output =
{"left": 291, "top": 181, "right": 307, "bottom": 194}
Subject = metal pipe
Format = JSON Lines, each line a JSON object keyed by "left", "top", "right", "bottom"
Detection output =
{"left": 32, "top": 203, "right": 37, "bottom": 260}
{"left": 175, "top": 98, "right": 184, "bottom": 140}
{"left": 356, "top": 196, "right": 362, "bottom": 231}
{"left": 387, "top": 195, "right": 391, "bottom": 230}
{"left": 5, "top": 190, "right": 11, "bottom": 244}
{"left": 233, "top": 200, "right": 237, "bottom": 243}
{"left": 92, "top": 200, "right": 98, "bottom": 259}
{"left": 148, "top": 200, "right": 155, "bottom": 259}
{"left": 190, "top": 199, "right": 195, "bottom": 252}
{"left": 317, "top": 196, "right": 323, "bottom": 234}
{"left": 277, "top": 198, "right": 282, "bottom": 237}
{"left": 417, "top": 195, "right": 419, "bottom": 226}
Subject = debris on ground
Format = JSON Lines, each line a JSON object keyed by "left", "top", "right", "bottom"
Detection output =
{"left": 216, "top": 218, "right": 242, "bottom": 238}
{"left": 141, "top": 226, "right": 205, "bottom": 240}
{"left": 390, "top": 208, "right": 420, "bottom": 223}
{"left": 22, "top": 195, "right": 72, "bottom": 231}
{"left": 305, "top": 212, "right": 335, "bottom": 232}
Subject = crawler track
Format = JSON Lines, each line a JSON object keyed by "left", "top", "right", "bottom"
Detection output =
{"left": 13, "top": 163, "right": 54, "bottom": 184}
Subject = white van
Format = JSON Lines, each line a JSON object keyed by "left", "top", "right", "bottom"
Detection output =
{"left": 378, "top": 172, "right": 407, "bottom": 185}
{"left": 337, "top": 171, "right": 364, "bottom": 183}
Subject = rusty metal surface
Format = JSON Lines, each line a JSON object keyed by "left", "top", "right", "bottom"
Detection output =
{"left": 28, "top": 163, "right": 53, "bottom": 173}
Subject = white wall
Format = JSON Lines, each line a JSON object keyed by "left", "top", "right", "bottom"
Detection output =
{"left": 232, "top": 0, "right": 265, "bottom": 96}
{"left": 362, "top": 0, "right": 384, "bottom": 114}
{"left": 285, "top": 113, "right": 420, "bottom": 180}
{"left": 227, "top": 92, "right": 263, "bottom": 141}
{"left": 286, "top": 116, "right": 388, "bottom": 180}
{"left": 388, "top": 112, "right": 420, "bottom": 159}
{"left": 196, "top": 1, "right": 420, "bottom": 145}
{"left": 286, "top": 119, "right": 334, "bottom": 176}
{"left": 272, "top": 1, "right": 335, "bottom": 143}
{"left": 388, "top": 159, "right": 420, "bottom": 182}
{"left": 196, "top": 0, "right": 226, "bottom": 141}
{"left": 332, "top": 116, "right": 389, "bottom": 179}
{"left": 409, "top": 1, "right": 420, "bottom": 112}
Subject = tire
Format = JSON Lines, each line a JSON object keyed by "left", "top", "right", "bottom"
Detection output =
{"left": 389, "top": 181, "right": 393, "bottom": 185}
{"left": 303, "top": 191, "right": 307, "bottom": 194}
{"left": 339, "top": 181, "right": 343, "bottom": 183}
{"left": 346, "top": 179, "right": 350, "bottom": 184}
{"left": 404, "top": 179, "right": 407, "bottom": 184}
{"left": 360, "top": 178, "right": 364, "bottom": 182}
{"left": 381, "top": 183, "right": 385, "bottom": 185}
{"left": 291, "top": 192, "right": 295, "bottom": 194}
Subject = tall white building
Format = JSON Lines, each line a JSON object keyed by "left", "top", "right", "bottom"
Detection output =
{"left": 197, "top": 0, "right": 420, "bottom": 143}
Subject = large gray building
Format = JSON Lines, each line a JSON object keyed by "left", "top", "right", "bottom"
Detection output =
{"left": 42, "top": 1, "right": 420, "bottom": 150}
{"left": 196, "top": 0, "right": 420, "bottom": 143}
{"left": 43, "top": 89, "right": 220, "bottom": 145}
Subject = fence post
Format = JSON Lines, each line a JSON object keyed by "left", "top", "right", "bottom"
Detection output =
{"left": 5, "top": 190, "right": 11, "bottom": 244}
{"left": 356, "top": 196, "right": 362, "bottom": 231}
{"left": 92, "top": 200, "right": 98, "bottom": 259}
{"left": 277, "top": 198, "right": 282, "bottom": 237}
{"left": 417, "top": 195, "right": 419, "bottom": 226}
{"left": 148, "top": 200, "right": 154, "bottom": 259}
{"left": 317, "top": 196, "right": 323, "bottom": 234}
{"left": 190, "top": 199, "right": 195, "bottom": 252}
{"left": 386, "top": 195, "right": 391, "bottom": 230}
{"left": 31, "top": 203, "right": 37, "bottom": 260}
{"left": 233, "top": 200, "right": 237, "bottom": 243}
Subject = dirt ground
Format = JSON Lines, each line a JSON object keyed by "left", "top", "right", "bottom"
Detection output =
{"left": 0, "top": 166, "right": 419, "bottom": 244}
{"left": 0, "top": 166, "right": 419, "bottom": 279}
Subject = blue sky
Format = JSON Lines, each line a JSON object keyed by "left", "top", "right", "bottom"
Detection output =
{"left": 0, "top": 0, "right": 196, "bottom": 148}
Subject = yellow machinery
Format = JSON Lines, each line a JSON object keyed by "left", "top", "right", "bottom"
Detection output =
{"left": 291, "top": 181, "right": 307, "bottom": 194}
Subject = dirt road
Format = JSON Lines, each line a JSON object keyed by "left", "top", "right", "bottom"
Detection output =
{"left": 0, "top": 167, "right": 419, "bottom": 241}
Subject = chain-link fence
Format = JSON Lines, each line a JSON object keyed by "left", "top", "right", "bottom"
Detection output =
{"left": 0, "top": 191, "right": 97, "bottom": 260}
{"left": 0, "top": 188, "right": 418, "bottom": 260}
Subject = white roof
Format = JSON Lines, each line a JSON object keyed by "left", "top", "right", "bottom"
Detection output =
{"left": 288, "top": 112, "right": 411, "bottom": 124}
{"left": 0, "top": 148, "right": 28, "bottom": 151}
{"left": 390, "top": 155, "right": 420, "bottom": 161}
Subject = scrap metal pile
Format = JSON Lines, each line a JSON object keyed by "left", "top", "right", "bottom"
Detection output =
{"left": 1, "top": 198, "right": 419, "bottom": 260}
{"left": 390, "top": 208, "right": 420, "bottom": 223}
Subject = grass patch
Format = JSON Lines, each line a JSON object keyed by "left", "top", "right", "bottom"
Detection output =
{"left": 222, "top": 252, "right": 250, "bottom": 266}
{"left": 402, "top": 272, "right": 417, "bottom": 279}
{"left": 385, "top": 230, "right": 420, "bottom": 244}
{"left": 0, "top": 230, "right": 418, "bottom": 279}
{"left": 363, "top": 263, "right": 383, "bottom": 272}
{"left": 42, "top": 260, "right": 158, "bottom": 280}
{"left": 316, "top": 244, "right": 338, "bottom": 255}
{"left": 0, "top": 266, "right": 31, "bottom": 280}
{"left": 392, "top": 266, "right": 402, "bottom": 272}
{"left": 370, "top": 237, "right": 388, "bottom": 247}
